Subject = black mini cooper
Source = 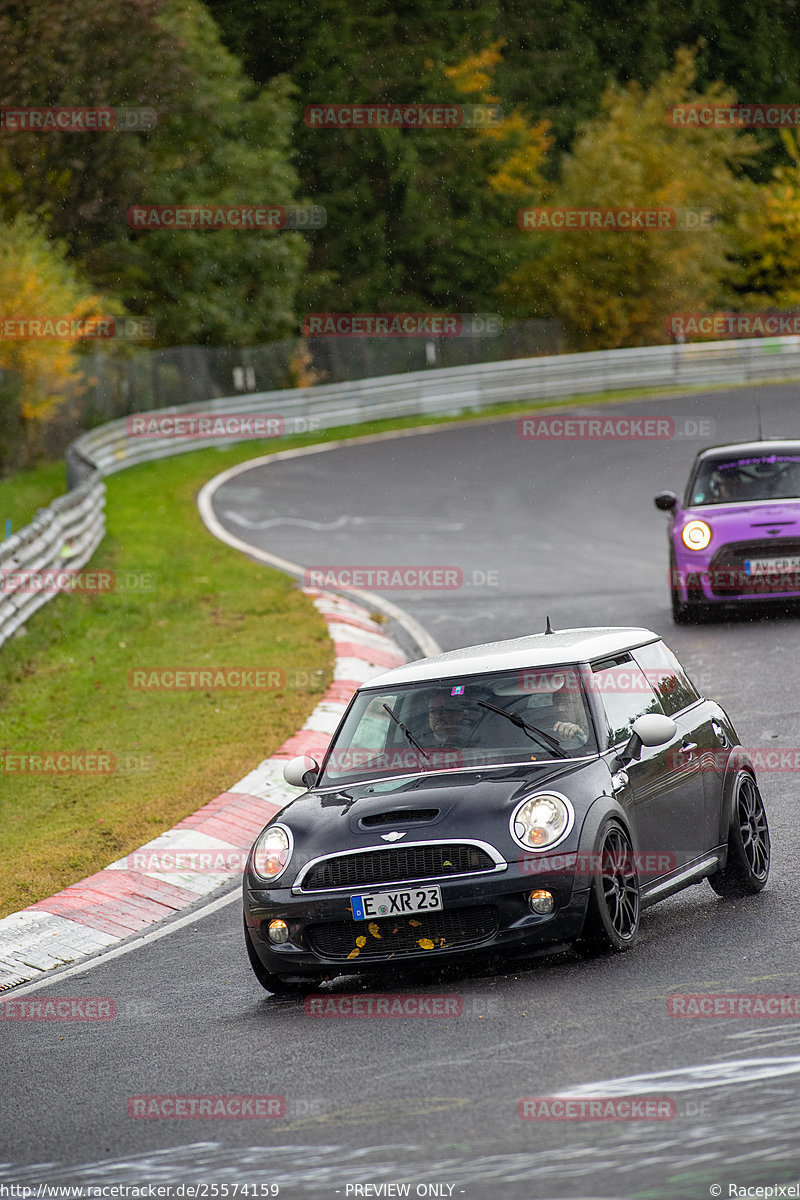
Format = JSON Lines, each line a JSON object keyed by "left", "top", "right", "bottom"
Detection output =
{"left": 243, "top": 626, "right": 770, "bottom": 992}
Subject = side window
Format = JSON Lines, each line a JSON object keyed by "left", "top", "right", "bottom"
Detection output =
{"left": 590, "top": 654, "right": 664, "bottom": 746}
{"left": 631, "top": 640, "right": 700, "bottom": 717}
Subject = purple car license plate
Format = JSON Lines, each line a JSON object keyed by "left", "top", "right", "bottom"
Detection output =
{"left": 744, "top": 556, "right": 800, "bottom": 577}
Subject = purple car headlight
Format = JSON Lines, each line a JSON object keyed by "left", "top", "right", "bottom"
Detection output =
{"left": 681, "top": 519, "right": 712, "bottom": 551}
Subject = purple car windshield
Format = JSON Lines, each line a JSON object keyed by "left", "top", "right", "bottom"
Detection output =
{"left": 689, "top": 454, "right": 800, "bottom": 506}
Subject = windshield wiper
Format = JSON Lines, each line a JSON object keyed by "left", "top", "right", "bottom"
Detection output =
{"left": 382, "top": 704, "right": 430, "bottom": 760}
{"left": 477, "top": 699, "right": 568, "bottom": 758}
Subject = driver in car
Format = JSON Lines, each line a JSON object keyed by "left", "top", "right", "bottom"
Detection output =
{"left": 711, "top": 469, "right": 744, "bottom": 502}
{"left": 426, "top": 690, "right": 483, "bottom": 748}
{"left": 532, "top": 681, "right": 590, "bottom": 748}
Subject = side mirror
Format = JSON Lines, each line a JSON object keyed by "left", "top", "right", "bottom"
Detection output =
{"left": 654, "top": 491, "right": 678, "bottom": 512}
{"left": 283, "top": 755, "right": 320, "bottom": 789}
{"left": 615, "top": 713, "right": 677, "bottom": 767}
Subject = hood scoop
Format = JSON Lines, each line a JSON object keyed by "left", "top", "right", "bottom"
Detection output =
{"left": 359, "top": 808, "right": 440, "bottom": 829}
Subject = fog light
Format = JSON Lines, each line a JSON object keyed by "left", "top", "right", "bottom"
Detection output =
{"left": 267, "top": 919, "right": 289, "bottom": 944}
{"left": 528, "top": 889, "right": 554, "bottom": 915}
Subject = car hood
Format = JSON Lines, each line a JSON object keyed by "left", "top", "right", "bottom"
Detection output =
{"left": 265, "top": 758, "right": 610, "bottom": 869}
{"left": 682, "top": 500, "right": 800, "bottom": 539}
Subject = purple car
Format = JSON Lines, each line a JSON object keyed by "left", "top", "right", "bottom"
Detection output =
{"left": 655, "top": 439, "right": 800, "bottom": 622}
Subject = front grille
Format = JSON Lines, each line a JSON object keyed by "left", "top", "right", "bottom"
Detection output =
{"left": 360, "top": 809, "right": 440, "bottom": 828}
{"left": 300, "top": 843, "right": 496, "bottom": 891}
{"left": 307, "top": 905, "right": 498, "bottom": 960}
{"left": 709, "top": 538, "right": 800, "bottom": 596}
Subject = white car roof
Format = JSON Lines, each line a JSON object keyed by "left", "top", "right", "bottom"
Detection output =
{"left": 365, "top": 626, "right": 660, "bottom": 688}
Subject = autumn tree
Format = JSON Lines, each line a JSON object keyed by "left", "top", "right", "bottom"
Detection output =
{"left": 726, "top": 129, "right": 800, "bottom": 312}
{"left": 0, "top": 217, "right": 114, "bottom": 464}
{"left": 502, "top": 49, "right": 759, "bottom": 349}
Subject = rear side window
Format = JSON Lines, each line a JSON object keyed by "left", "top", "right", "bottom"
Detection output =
{"left": 589, "top": 654, "right": 664, "bottom": 746}
{"left": 631, "top": 641, "right": 700, "bottom": 717}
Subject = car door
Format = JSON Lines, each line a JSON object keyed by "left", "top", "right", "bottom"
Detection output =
{"left": 631, "top": 639, "right": 724, "bottom": 859}
{"left": 589, "top": 651, "right": 706, "bottom": 874}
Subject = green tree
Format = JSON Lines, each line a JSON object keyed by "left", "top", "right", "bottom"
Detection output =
{"left": 0, "top": 0, "right": 309, "bottom": 346}
{"left": 503, "top": 49, "right": 759, "bottom": 349}
{"left": 208, "top": 0, "right": 549, "bottom": 314}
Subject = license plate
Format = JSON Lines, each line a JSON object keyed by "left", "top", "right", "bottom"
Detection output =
{"left": 350, "top": 885, "right": 442, "bottom": 921}
{"left": 744, "top": 556, "right": 800, "bottom": 577}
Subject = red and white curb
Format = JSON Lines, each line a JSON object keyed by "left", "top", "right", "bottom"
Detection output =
{"left": 0, "top": 589, "right": 407, "bottom": 991}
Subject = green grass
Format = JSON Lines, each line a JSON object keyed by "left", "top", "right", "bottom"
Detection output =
{"left": 0, "top": 448, "right": 336, "bottom": 917}
{"left": 0, "top": 460, "right": 68, "bottom": 539}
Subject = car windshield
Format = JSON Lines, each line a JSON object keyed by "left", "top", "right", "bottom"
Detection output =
{"left": 318, "top": 665, "right": 598, "bottom": 786}
{"left": 689, "top": 453, "right": 800, "bottom": 505}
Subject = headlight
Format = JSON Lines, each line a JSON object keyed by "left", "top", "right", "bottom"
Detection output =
{"left": 511, "top": 792, "right": 573, "bottom": 852}
{"left": 251, "top": 824, "right": 293, "bottom": 883}
{"left": 681, "top": 520, "right": 712, "bottom": 551}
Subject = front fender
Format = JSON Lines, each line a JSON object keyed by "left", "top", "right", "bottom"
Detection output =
{"left": 571, "top": 794, "right": 634, "bottom": 891}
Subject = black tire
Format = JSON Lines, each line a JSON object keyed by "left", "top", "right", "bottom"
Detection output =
{"left": 578, "top": 822, "right": 640, "bottom": 953}
{"left": 707, "top": 772, "right": 770, "bottom": 897}
{"left": 670, "top": 553, "right": 694, "bottom": 624}
{"left": 671, "top": 590, "right": 692, "bottom": 624}
{"left": 244, "top": 916, "right": 320, "bottom": 995}
{"left": 670, "top": 553, "right": 707, "bottom": 624}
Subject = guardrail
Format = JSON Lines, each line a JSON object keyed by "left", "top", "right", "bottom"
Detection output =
{"left": 0, "top": 475, "right": 105, "bottom": 646}
{"left": 4, "top": 334, "right": 800, "bottom": 649}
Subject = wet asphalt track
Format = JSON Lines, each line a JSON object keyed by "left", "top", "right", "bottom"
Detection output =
{"left": 3, "top": 383, "right": 800, "bottom": 1199}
